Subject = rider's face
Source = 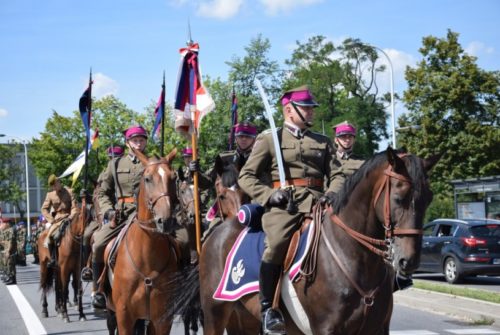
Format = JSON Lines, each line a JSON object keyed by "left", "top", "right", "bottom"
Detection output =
{"left": 235, "top": 135, "right": 255, "bottom": 151}
{"left": 127, "top": 136, "right": 147, "bottom": 153}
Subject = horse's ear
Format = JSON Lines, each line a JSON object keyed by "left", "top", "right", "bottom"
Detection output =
{"left": 214, "top": 155, "right": 224, "bottom": 176}
{"left": 386, "top": 146, "right": 405, "bottom": 171}
{"left": 165, "top": 148, "right": 177, "bottom": 164}
{"left": 133, "top": 147, "right": 149, "bottom": 166}
{"left": 177, "top": 166, "right": 185, "bottom": 182}
{"left": 423, "top": 153, "right": 442, "bottom": 172}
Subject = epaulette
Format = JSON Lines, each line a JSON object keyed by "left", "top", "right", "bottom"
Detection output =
{"left": 261, "top": 127, "right": 281, "bottom": 135}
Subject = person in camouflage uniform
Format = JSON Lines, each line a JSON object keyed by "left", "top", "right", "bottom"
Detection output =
{"left": 15, "top": 221, "right": 27, "bottom": 266}
{"left": 1, "top": 220, "right": 17, "bottom": 285}
{"left": 239, "top": 86, "right": 342, "bottom": 334}
{"left": 0, "top": 220, "right": 7, "bottom": 279}
{"left": 41, "top": 174, "right": 80, "bottom": 267}
{"left": 30, "top": 216, "right": 47, "bottom": 264}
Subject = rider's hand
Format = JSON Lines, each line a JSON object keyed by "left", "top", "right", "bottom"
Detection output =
{"left": 188, "top": 160, "right": 200, "bottom": 173}
{"left": 104, "top": 209, "right": 116, "bottom": 222}
{"left": 268, "top": 189, "right": 290, "bottom": 207}
{"left": 319, "top": 192, "right": 337, "bottom": 207}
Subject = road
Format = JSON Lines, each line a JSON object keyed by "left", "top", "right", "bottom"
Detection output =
{"left": 414, "top": 272, "right": 500, "bottom": 292}
{"left": 2, "top": 257, "right": 500, "bottom": 335}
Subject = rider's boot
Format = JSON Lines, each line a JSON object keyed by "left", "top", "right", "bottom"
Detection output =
{"left": 91, "top": 262, "right": 106, "bottom": 309}
{"left": 4, "top": 275, "right": 16, "bottom": 285}
{"left": 259, "top": 261, "right": 286, "bottom": 335}
{"left": 81, "top": 245, "right": 93, "bottom": 281}
{"left": 47, "top": 241, "right": 56, "bottom": 268}
{"left": 393, "top": 272, "right": 414, "bottom": 292}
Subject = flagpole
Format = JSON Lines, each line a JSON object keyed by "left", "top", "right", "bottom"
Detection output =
{"left": 161, "top": 71, "right": 166, "bottom": 157}
{"left": 83, "top": 69, "right": 92, "bottom": 197}
{"left": 186, "top": 25, "right": 203, "bottom": 256}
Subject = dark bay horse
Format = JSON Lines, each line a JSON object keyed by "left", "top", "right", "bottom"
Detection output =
{"left": 38, "top": 210, "right": 88, "bottom": 322}
{"left": 198, "top": 148, "right": 439, "bottom": 335}
{"left": 103, "top": 148, "right": 180, "bottom": 335}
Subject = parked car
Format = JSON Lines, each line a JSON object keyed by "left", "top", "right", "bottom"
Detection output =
{"left": 417, "top": 218, "right": 500, "bottom": 284}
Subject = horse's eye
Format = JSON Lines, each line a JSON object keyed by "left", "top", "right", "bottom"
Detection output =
{"left": 219, "top": 195, "right": 226, "bottom": 201}
{"left": 144, "top": 176, "right": 152, "bottom": 183}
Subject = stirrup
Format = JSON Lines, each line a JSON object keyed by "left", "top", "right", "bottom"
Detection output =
{"left": 81, "top": 267, "right": 93, "bottom": 282}
{"left": 262, "top": 308, "right": 286, "bottom": 335}
{"left": 92, "top": 292, "right": 106, "bottom": 309}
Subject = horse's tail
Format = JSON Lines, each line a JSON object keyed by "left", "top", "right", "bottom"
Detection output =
{"left": 39, "top": 262, "right": 55, "bottom": 294}
{"left": 165, "top": 264, "right": 202, "bottom": 328}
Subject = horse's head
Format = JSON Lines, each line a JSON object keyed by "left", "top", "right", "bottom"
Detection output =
{"left": 178, "top": 180, "right": 196, "bottom": 218}
{"left": 214, "top": 155, "right": 248, "bottom": 219}
{"left": 134, "top": 148, "right": 179, "bottom": 233}
{"left": 375, "top": 147, "right": 440, "bottom": 275}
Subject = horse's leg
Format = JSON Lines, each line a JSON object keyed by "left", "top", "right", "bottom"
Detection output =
{"left": 115, "top": 300, "right": 136, "bottom": 335}
{"left": 201, "top": 301, "right": 235, "bottom": 335}
{"left": 106, "top": 309, "right": 117, "bottom": 335}
{"left": 39, "top": 262, "right": 50, "bottom": 318}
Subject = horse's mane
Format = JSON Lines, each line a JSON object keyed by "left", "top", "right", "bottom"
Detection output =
{"left": 218, "top": 163, "right": 240, "bottom": 188}
{"left": 333, "top": 149, "right": 427, "bottom": 213}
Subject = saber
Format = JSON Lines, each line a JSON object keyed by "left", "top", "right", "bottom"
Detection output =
{"left": 254, "top": 78, "right": 286, "bottom": 188}
{"left": 254, "top": 78, "right": 297, "bottom": 214}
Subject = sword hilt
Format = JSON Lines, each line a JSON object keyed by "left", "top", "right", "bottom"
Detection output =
{"left": 284, "top": 186, "right": 297, "bottom": 214}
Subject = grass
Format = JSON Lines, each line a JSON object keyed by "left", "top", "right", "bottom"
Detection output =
{"left": 414, "top": 279, "right": 500, "bottom": 304}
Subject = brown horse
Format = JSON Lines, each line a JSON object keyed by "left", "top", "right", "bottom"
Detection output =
{"left": 38, "top": 210, "right": 88, "bottom": 322}
{"left": 197, "top": 148, "right": 439, "bottom": 335}
{"left": 103, "top": 148, "right": 180, "bottom": 335}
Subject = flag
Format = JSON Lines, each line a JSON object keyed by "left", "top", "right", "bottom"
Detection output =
{"left": 228, "top": 90, "right": 238, "bottom": 150}
{"left": 79, "top": 85, "right": 92, "bottom": 140}
{"left": 151, "top": 86, "right": 165, "bottom": 139}
{"left": 174, "top": 42, "right": 215, "bottom": 139}
{"left": 59, "top": 130, "right": 99, "bottom": 184}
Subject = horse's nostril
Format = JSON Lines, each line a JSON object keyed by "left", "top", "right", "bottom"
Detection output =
{"left": 399, "top": 258, "right": 408, "bottom": 269}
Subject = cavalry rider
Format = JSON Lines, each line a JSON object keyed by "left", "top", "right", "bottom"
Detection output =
{"left": 31, "top": 215, "right": 47, "bottom": 264}
{"left": 329, "top": 121, "right": 365, "bottom": 194}
{"left": 81, "top": 145, "right": 124, "bottom": 282}
{"left": 41, "top": 174, "right": 80, "bottom": 267}
{"left": 92, "top": 125, "right": 148, "bottom": 309}
{"left": 239, "top": 86, "right": 341, "bottom": 334}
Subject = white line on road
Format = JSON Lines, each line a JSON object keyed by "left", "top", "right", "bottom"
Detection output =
{"left": 445, "top": 329, "right": 500, "bottom": 334}
{"left": 7, "top": 285, "right": 47, "bottom": 335}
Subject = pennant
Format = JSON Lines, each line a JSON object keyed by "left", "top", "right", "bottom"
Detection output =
{"left": 228, "top": 91, "right": 238, "bottom": 150}
{"left": 79, "top": 86, "right": 92, "bottom": 140}
{"left": 151, "top": 87, "right": 165, "bottom": 139}
{"left": 174, "top": 42, "right": 215, "bottom": 139}
{"left": 59, "top": 131, "right": 98, "bottom": 179}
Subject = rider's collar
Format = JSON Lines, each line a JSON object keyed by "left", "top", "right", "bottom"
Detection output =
{"left": 128, "top": 153, "right": 139, "bottom": 163}
{"left": 284, "top": 121, "right": 308, "bottom": 138}
{"left": 336, "top": 149, "right": 352, "bottom": 160}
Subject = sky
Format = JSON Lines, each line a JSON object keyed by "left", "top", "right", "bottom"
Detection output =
{"left": 0, "top": 0, "right": 499, "bottom": 149}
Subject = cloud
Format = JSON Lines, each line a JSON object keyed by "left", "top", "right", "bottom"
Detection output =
{"left": 259, "top": 0, "right": 323, "bottom": 15}
{"left": 465, "top": 41, "right": 494, "bottom": 57}
{"left": 91, "top": 73, "right": 119, "bottom": 99}
{"left": 197, "top": 0, "right": 244, "bottom": 19}
{"left": 374, "top": 48, "right": 417, "bottom": 90}
{"left": 0, "top": 108, "right": 7, "bottom": 118}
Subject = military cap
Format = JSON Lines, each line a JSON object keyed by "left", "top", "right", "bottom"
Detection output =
{"left": 182, "top": 147, "right": 193, "bottom": 157}
{"left": 123, "top": 125, "right": 148, "bottom": 140}
{"left": 334, "top": 121, "right": 356, "bottom": 137}
{"left": 234, "top": 122, "right": 257, "bottom": 137}
{"left": 48, "top": 174, "right": 58, "bottom": 186}
{"left": 280, "top": 85, "right": 319, "bottom": 107}
{"left": 107, "top": 146, "right": 124, "bottom": 158}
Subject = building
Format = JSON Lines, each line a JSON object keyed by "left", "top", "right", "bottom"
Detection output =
{"left": 451, "top": 176, "right": 500, "bottom": 219}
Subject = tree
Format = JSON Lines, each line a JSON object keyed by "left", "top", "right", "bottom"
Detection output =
{"left": 401, "top": 30, "right": 500, "bottom": 200}
{"left": 0, "top": 143, "right": 26, "bottom": 220}
{"left": 284, "top": 36, "right": 389, "bottom": 156}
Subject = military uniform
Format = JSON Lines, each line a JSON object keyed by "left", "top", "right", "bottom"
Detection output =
{"left": 41, "top": 185, "right": 79, "bottom": 246}
{"left": 1, "top": 223, "right": 17, "bottom": 285}
{"left": 16, "top": 224, "right": 27, "bottom": 266}
{"left": 31, "top": 223, "right": 45, "bottom": 264}
{"left": 329, "top": 151, "right": 365, "bottom": 193}
{"left": 239, "top": 125, "right": 339, "bottom": 263}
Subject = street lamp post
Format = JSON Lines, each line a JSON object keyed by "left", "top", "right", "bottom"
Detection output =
{"left": 0, "top": 134, "right": 31, "bottom": 239}
{"left": 370, "top": 45, "right": 396, "bottom": 148}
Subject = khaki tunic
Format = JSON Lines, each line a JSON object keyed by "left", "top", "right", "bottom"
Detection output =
{"left": 329, "top": 152, "right": 365, "bottom": 194}
{"left": 41, "top": 187, "right": 79, "bottom": 224}
{"left": 239, "top": 125, "right": 340, "bottom": 264}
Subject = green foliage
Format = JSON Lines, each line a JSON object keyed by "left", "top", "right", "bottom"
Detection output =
{"left": 424, "top": 194, "right": 454, "bottom": 222}
{"left": 284, "top": 36, "right": 390, "bottom": 156}
{"left": 401, "top": 30, "right": 500, "bottom": 209}
{"left": 0, "top": 143, "right": 26, "bottom": 218}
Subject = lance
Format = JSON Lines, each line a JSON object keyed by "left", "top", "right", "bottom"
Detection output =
{"left": 160, "top": 71, "right": 166, "bottom": 157}
{"left": 187, "top": 24, "right": 203, "bottom": 255}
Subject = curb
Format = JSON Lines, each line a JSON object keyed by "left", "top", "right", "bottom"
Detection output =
{"left": 394, "top": 288, "right": 500, "bottom": 326}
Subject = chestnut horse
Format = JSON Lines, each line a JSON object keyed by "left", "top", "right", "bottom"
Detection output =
{"left": 198, "top": 148, "right": 439, "bottom": 335}
{"left": 38, "top": 209, "right": 88, "bottom": 322}
{"left": 103, "top": 148, "right": 180, "bottom": 335}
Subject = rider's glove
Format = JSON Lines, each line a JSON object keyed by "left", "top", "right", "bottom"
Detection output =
{"left": 268, "top": 189, "right": 290, "bottom": 207}
{"left": 188, "top": 160, "right": 200, "bottom": 173}
{"left": 319, "top": 191, "right": 337, "bottom": 207}
{"left": 104, "top": 209, "right": 116, "bottom": 222}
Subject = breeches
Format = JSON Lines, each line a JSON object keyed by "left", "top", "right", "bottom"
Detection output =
{"left": 83, "top": 220, "right": 100, "bottom": 247}
{"left": 92, "top": 222, "right": 124, "bottom": 263}
{"left": 262, "top": 207, "right": 304, "bottom": 264}
{"left": 45, "top": 221, "right": 64, "bottom": 244}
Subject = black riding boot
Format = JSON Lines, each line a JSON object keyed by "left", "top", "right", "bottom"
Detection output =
{"left": 393, "top": 272, "right": 414, "bottom": 292}
{"left": 47, "top": 243, "right": 56, "bottom": 268}
{"left": 91, "top": 262, "right": 106, "bottom": 309}
{"left": 81, "top": 245, "right": 93, "bottom": 281}
{"left": 259, "top": 262, "right": 286, "bottom": 335}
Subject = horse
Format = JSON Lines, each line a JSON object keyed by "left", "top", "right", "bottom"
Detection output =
{"left": 197, "top": 147, "right": 439, "bottom": 335}
{"left": 102, "top": 148, "right": 181, "bottom": 335}
{"left": 38, "top": 210, "right": 88, "bottom": 322}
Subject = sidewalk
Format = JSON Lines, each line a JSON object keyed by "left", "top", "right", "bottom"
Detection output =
{"left": 394, "top": 287, "right": 500, "bottom": 326}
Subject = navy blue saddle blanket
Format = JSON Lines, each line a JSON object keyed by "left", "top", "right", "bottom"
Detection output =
{"left": 213, "top": 223, "right": 314, "bottom": 301}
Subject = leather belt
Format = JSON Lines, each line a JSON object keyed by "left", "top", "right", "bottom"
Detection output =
{"left": 272, "top": 178, "right": 323, "bottom": 189}
{"left": 118, "top": 197, "right": 135, "bottom": 203}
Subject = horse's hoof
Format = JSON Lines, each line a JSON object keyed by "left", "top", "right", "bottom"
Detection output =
{"left": 42, "top": 312, "right": 48, "bottom": 318}
{"left": 64, "top": 317, "right": 70, "bottom": 323}
{"left": 80, "top": 316, "right": 87, "bottom": 322}
{"left": 67, "top": 301, "right": 74, "bottom": 307}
